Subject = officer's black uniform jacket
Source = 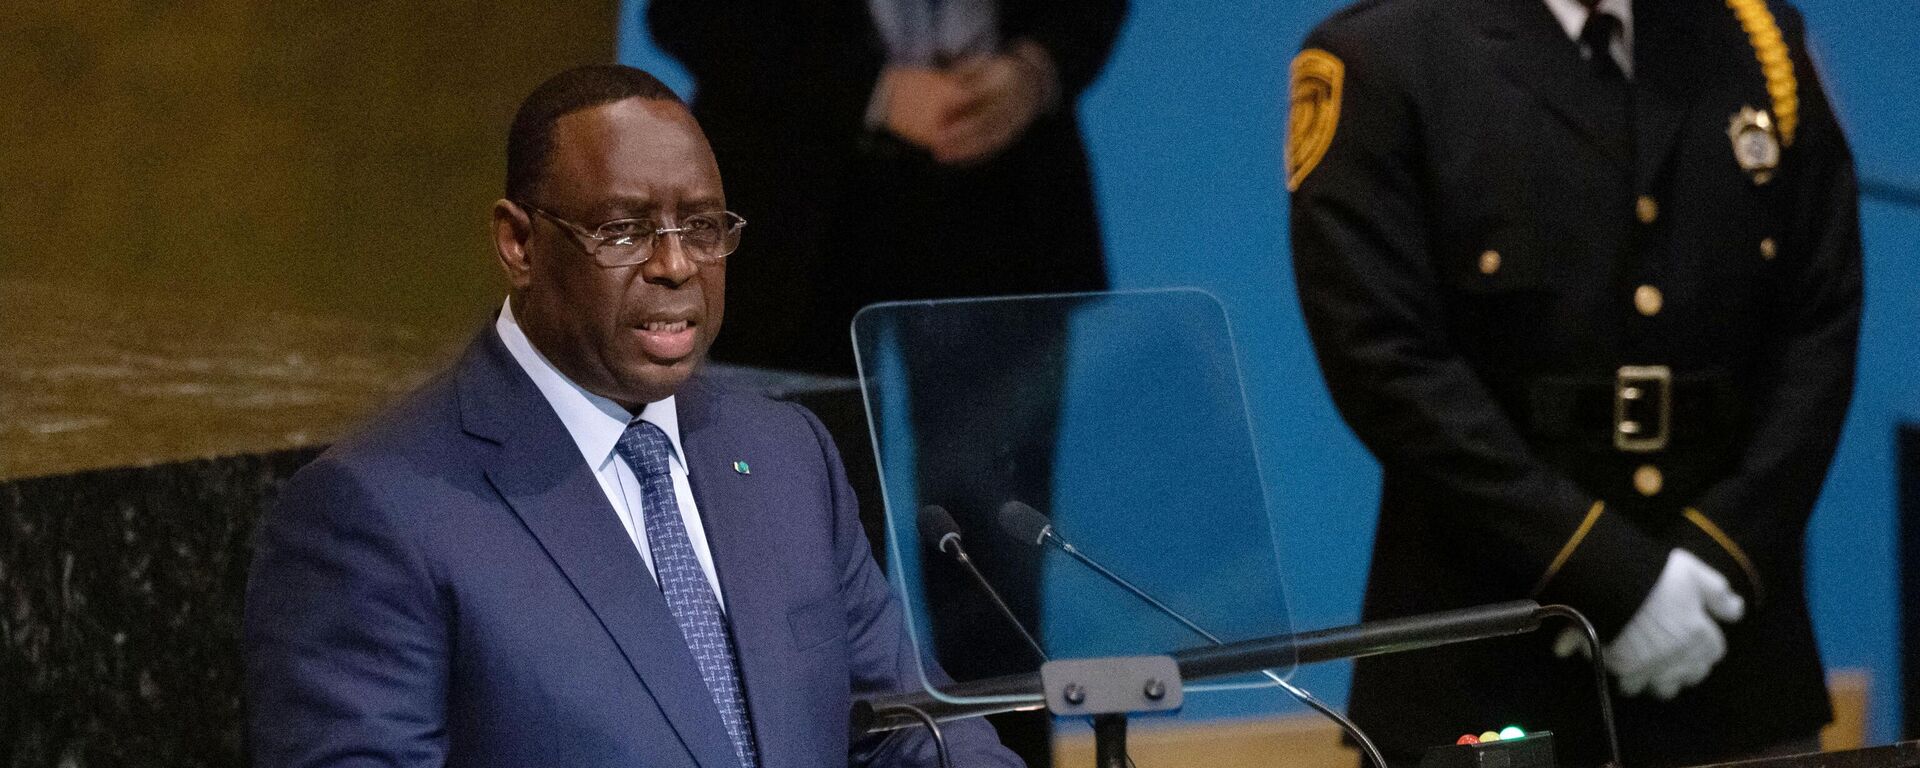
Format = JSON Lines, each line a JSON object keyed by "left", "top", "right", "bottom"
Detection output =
{"left": 1288, "top": 0, "right": 1861, "bottom": 763}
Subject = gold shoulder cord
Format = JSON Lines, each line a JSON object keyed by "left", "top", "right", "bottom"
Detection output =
{"left": 1287, "top": 48, "right": 1345, "bottom": 191}
{"left": 1725, "top": 0, "right": 1799, "bottom": 146}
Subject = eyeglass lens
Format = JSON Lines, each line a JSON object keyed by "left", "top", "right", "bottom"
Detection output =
{"left": 592, "top": 213, "right": 739, "bottom": 266}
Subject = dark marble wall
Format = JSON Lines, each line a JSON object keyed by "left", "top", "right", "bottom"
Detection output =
{"left": 2, "top": 448, "right": 319, "bottom": 767}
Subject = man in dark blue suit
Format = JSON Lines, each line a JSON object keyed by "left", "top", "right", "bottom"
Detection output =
{"left": 244, "top": 65, "right": 1021, "bottom": 768}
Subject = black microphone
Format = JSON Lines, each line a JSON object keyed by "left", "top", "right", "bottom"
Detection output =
{"left": 919, "top": 504, "right": 965, "bottom": 556}
{"left": 918, "top": 505, "right": 1047, "bottom": 663}
{"left": 997, "top": 500, "right": 1053, "bottom": 545}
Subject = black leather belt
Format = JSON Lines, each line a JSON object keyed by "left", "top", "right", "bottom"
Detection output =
{"left": 1525, "top": 367, "right": 1743, "bottom": 453}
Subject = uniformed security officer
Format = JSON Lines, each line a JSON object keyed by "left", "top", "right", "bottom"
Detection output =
{"left": 1286, "top": 0, "right": 1861, "bottom": 765}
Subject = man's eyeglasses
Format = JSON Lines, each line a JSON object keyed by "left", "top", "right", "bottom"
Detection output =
{"left": 517, "top": 202, "right": 746, "bottom": 267}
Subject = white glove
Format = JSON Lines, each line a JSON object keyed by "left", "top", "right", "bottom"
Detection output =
{"left": 1553, "top": 549, "right": 1745, "bottom": 700}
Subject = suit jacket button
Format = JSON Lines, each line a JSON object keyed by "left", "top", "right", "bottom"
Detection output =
{"left": 1634, "top": 464, "right": 1665, "bottom": 497}
{"left": 1760, "top": 237, "right": 1778, "bottom": 260}
{"left": 1479, "top": 249, "right": 1502, "bottom": 275}
{"left": 1634, "top": 285, "right": 1664, "bottom": 317}
{"left": 1636, "top": 195, "right": 1660, "bottom": 224}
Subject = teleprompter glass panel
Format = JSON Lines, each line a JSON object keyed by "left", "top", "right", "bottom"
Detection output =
{"left": 853, "top": 289, "right": 1294, "bottom": 706}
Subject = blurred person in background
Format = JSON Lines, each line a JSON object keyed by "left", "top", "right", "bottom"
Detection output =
{"left": 649, "top": 0, "right": 1123, "bottom": 375}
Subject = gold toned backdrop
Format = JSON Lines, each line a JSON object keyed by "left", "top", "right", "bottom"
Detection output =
{"left": 0, "top": 2, "right": 616, "bottom": 478}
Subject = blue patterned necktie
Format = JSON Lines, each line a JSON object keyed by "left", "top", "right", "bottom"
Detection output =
{"left": 615, "top": 420, "right": 760, "bottom": 768}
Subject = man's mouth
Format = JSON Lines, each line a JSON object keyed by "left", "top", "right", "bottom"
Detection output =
{"left": 633, "top": 317, "right": 698, "bottom": 361}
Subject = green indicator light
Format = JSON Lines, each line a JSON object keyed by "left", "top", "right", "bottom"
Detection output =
{"left": 1499, "top": 726, "right": 1526, "bottom": 740}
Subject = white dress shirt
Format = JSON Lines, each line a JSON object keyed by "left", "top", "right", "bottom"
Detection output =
{"left": 1543, "top": 0, "right": 1635, "bottom": 78}
{"left": 867, "top": 0, "right": 997, "bottom": 66}
{"left": 495, "top": 299, "right": 727, "bottom": 608}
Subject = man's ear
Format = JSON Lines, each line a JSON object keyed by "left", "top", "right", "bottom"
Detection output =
{"left": 491, "top": 199, "right": 534, "bottom": 292}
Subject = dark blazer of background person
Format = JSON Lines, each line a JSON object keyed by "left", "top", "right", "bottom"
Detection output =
{"left": 244, "top": 68, "right": 1020, "bottom": 768}
{"left": 649, "top": 0, "right": 1123, "bottom": 375}
{"left": 1288, "top": 0, "right": 1859, "bottom": 765}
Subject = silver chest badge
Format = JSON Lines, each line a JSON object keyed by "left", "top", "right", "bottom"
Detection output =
{"left": 1728, "top": 105, "right": 1782, "bottom": 185}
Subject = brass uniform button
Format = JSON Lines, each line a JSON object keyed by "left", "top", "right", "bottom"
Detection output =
{"left": 1760, "top": 237, "right": 1778, "bottom": 260}
{"left": 1479, "top": 250, "right": 1502, "bottom": 275}
{"left": 1636, "top": 195, "right": 1660, "bottom": 224}
{"left": 1634, "top": 285, "right": 1664, "bottom": 317}
{"left": 1634, "top": 464, "right": 1665, "bottom": 497}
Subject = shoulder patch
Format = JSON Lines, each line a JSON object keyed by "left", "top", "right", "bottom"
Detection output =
{"left": 1725, "top": 0, "right": 1798, "bottom": 146}
{"left": 1287, "top": 48, "right": 1345, "bottom": 192}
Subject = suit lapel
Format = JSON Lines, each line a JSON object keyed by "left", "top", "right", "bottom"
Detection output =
{"left": 460, "top": 332, "right": 741, "bottom": 768}
{"left": 678, "top": 379, "right": 811, "bottom": 768}
{"left": 1477, "top": 0, "right": 1632, "bottom": 167}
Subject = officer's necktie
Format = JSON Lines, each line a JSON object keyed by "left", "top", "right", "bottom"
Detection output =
{"left": 615, "top": 420, "right": 760, "bottom": 768}
{"left": 1579, "top": 10, "right": 1633, "bottom": 158}
{"left": 1580, "top": 11, "right": 1626, "bottom": 82}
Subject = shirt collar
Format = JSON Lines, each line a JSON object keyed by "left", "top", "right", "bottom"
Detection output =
{"left": 495, "top": 298, "right": 687, "bottom": 470}
{"left": 1542, "top": 0, "right": 1634, "bottom": 49}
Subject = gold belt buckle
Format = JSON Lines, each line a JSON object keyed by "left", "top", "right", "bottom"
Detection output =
{"left": 1614, "top": 365, "right": 1672, "bottom": 453}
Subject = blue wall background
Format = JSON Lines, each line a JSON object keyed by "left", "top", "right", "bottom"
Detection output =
{"left": 622, "top": 0, "right": 1919, "bottom": 743}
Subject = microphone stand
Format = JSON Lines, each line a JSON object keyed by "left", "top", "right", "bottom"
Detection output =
{"left": 859, "top": 601, "right": 1546, "bottom": 727}
{"left": 857, "top": 601, "right": 1625, "bottom": 768}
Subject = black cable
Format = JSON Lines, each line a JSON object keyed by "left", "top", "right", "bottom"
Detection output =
{"left": 1536, "top": 604, "right": 1624, "bottom": 768}
{"left": 1274, "top": 676, "right": 1392, "bottom": 768}
{"left": 874, "top": 703, "right": 952, "bottom": 768}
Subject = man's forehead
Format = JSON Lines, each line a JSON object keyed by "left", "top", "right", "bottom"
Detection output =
{"left": 544, "top": 98, "right": 721, "bottom": 209}
{"left": 552, "top": 96, "right": 702, "bottom": 154}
